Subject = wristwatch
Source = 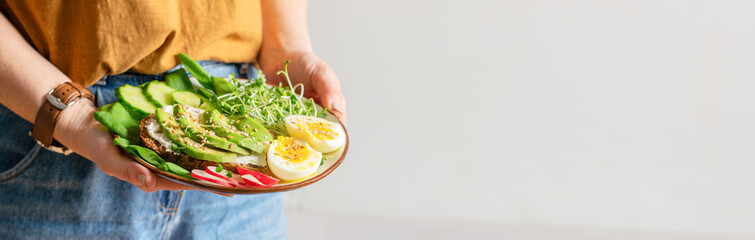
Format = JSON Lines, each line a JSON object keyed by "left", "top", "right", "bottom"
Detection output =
{"left": 30, "top": 82, "right": 94, "bottom": 155}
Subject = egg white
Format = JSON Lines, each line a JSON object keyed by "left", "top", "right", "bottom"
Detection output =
{"left": 266, "top": 137, "right": 322, "bottom": 181}
{"left": 284, "top": 115, "right": 345, "bottom": 153}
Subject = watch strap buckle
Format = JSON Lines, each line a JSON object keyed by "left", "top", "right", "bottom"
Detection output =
{"left": 45, "top": 89, "right": 76, "bottom": 110}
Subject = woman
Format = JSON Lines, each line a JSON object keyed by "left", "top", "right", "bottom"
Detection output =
{"left": 0, "top": 0, "right": 346, "bottom": 239}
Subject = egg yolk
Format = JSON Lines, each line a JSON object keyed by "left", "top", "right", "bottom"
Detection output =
{"left": 273, "top": 136, "right": 311, "bottom": 163}
{"left": 296, "top": 120, "right": 338, "bottom": 141}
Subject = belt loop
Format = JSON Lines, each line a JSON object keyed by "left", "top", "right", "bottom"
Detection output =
{"left": 239, "top": 63, "right": 249, "bottom": 78}
{"left": 95, "top": 75, "right": 108, "bottom": 86}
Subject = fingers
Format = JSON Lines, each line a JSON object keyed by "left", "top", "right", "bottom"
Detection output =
{"left": 105, "top": 150, "right": 233, "bottom": 196}
{"left": 309, "top": 62, "right": 347, "bottom": 123}
{"left": 137, "top": 174, "right": 192, "bottom": 192}
{"left": 322, "top": 91, "right": 347, "bottom": 123}
{"left": 137, "top": 176, "right": 234, "bottom": 197}
{"left": 109, "top": 159, "right": 233, "bottom": 197}
{"left": 258, "top": 50, "right": 347, "bottom": 123}
{"left": 104, "top": 153, "right": 234, "bottom": 196}
{"left": 96, "top": 145, "right": 157, "bottom": 188}
{"left": 211, "top": 192, "right": 235, "bottom": 197}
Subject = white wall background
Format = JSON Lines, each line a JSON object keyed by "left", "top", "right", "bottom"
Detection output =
{"left": 285, "top": 0, "right": 755, "bottom": 237}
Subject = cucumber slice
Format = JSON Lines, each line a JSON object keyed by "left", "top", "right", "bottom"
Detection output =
{"left": 171, "top": 91, "right": 203, "bottom": 107}
{"left": 144, "top": 81, "right": 176, "bottom": 107}
{"left": 116, "top": 85, "right": 157, "bottom": 116}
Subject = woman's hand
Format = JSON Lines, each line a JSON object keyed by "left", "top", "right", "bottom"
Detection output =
{"left": 0, "top": 14, "right": 230, "bottom": 196}
{"left": 259, "top": 0, "right": 347, "bottom": 123}
{"left": 259, "top": 48, "right": 347, "bottom": 123}
{"left": 55, "top": 100, "right": 232, "bottom": 196}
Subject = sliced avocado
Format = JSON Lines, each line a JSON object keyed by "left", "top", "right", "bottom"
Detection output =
{"left": 203, "top": 110, "right": 266, "bottom": 153}
{"left": 228, "top": 116, "right": 273, "bottom": 142}
{"left": 155, "top": 108, "right": 235, "bottom": 162}
{"left": 173, "top": 104, "right": 251, "bottom": 155}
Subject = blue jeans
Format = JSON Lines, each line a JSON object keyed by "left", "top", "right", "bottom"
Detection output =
{"left": 0, "top": 62, "right": 287, "bottom": 239}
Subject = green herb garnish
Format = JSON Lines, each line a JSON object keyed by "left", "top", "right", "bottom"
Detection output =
{"left": 207, "top": 61, "right": 321, "bottom": 136}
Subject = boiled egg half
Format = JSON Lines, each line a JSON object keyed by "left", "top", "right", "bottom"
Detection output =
{"left": 267, "top": 136, "right": 322, "bottom": 181}
{"left": 284, "top": 115, "right": 346, "bottom": 153}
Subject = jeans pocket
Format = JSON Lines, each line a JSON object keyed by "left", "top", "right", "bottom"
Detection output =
{"left": 0, "top": 144, "right": 42, "bottom": 182}
{"left": 0, "top": 102, "right": 42, "bottom": 182}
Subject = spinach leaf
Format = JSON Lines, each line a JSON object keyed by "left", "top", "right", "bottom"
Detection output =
{"left": 165, "top": 69, "right": 194, "bottom": 91}
{"left": 128, "top": 145, "right": 165, "bottom": 166}
{"left": 211, "top": 76, "right": 236, "bottom": 95}
{"left": 113, "top": 137, "right": 194, "bottom": 180}
{"left": 165, "top": 162, "right": 193, "bottom": 179}
{"left": 113, "top": 137, "right": 132, "bottom": 148}
{"left": 94, "top": 102, "right": 141, "bottom": 143}
{"left": 177, "top": 53, "right": 214, "bottom": 92}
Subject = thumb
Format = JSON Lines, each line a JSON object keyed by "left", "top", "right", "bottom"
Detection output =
{"left": 310, "top": 63, "right": 347, "bottom": 123}
{"left": 77, "top": 118, "right": 159, "bottom": 190}
{"left": 99, "top": 149, "right": 158, "bottom": 189}
{"left": 121, "top": 160, "right": 158, "bottom": 189}
{"left": 320, "top": 89, "right": 347, "bottom": 124}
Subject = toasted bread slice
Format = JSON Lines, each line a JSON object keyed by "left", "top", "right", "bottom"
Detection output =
{"left": 139, "top": 115, "right": 271, "bottom": 175}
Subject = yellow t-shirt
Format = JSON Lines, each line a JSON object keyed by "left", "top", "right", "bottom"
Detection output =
{"left": 0, "top": 0, "right": 262, "bottom": 86}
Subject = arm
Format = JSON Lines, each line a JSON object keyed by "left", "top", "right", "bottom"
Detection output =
{"left": 259, "top": 0, "right": 347, "bottom": 122}
{"left": 0, "top": 14, "right": 218, "bottom": 194}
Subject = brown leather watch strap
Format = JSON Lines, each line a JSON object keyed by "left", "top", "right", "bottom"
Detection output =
{"left": 31, "top": 82, "right": 94, "bottom": 154}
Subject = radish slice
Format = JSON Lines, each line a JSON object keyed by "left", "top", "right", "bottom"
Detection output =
{"left": 231, "top": 174, "right": 247, "bottom": 187}
{"left": 237, "top": 167, "right": 279, "bottom": 187}
{"left": 196, "top": 180, "right": 230, "bottom": 188}
{"left": 241, "top": 174, "right": 266, "bottom": 187}
{"left": 191, "top": 169, "right": 233, "bottom": 187}
{"left": 206, "top": 166, "right": 242, "bottom": 187}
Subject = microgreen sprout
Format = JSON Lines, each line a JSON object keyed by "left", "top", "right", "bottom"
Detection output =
{"left": 207, "top": 61, "right": 322, "bottom": 136}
